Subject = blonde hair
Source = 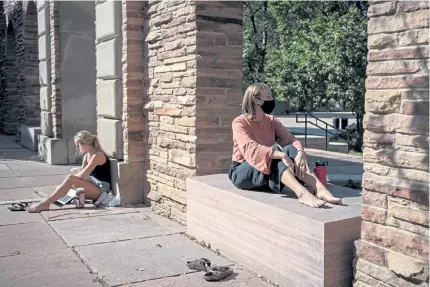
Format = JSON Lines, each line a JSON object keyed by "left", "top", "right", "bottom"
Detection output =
{"left": 74, "top": 130, "right": 103, "bottom": 153}
{"left": 242, "top": 83, "right": 270, "bottom": 120}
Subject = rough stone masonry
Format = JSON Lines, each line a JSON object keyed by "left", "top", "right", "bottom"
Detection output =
{"left": 354, "top": 1, "right": 429, "bottom": 286}
{"left": 142, "top": 1, "right": 243, "bottom": 223}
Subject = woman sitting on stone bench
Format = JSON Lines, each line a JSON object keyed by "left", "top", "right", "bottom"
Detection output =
{"left": 229, "top": 83, "right": 341, "bottom": 208}
{"left": 27, "top": 131, "right": 111, "bottom": 213}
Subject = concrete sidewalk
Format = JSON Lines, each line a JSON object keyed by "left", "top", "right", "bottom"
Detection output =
{"left": 0, "top": 135, "right": 270, "bottom": 287}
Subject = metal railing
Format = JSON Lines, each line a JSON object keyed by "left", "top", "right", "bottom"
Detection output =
{"left": 295, "top": 113, "right": 351, "bottom": 153}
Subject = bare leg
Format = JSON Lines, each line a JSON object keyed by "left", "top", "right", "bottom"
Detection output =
{"left": 280, "top": 168, "right": 325, "bottom": 208}
{"left": 27, "top": 175, "right": 100, "bottom": 213}
{"left": 299, "top": 169, "right": 342, "bottom": 204}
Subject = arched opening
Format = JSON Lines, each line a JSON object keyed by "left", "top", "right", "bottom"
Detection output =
{"left": 22, "top": 1, "right": 40, "bottom": 126}
{"left": 2, "top": 21, "right": 18, "bottom": 135}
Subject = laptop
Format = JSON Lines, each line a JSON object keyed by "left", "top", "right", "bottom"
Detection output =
{"left": 55, "top": 189, "right": 77, "bottom": 205}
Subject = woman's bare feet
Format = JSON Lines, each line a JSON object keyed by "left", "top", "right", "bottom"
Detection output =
{"left": 316, "top": 186, "right": 342, "bottom": 204}
{"left": 26, "top": 201, "right": 50, "bottom": 213}
{"left": 297, "top": 191, "right": 326, "bottom": 208}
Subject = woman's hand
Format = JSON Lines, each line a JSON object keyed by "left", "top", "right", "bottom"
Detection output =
{"left": 294, "top": 150, "right": 309, "bottom": 179}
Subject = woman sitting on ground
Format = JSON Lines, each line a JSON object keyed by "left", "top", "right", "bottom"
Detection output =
{"left": 27, "top": 131, "right": 111, "bottom": 213}
{"left": 229, "top": 83, "right": 341, "bottom": 208}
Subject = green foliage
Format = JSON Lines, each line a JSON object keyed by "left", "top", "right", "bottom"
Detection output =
{"left": 243, "top": 1, "right": 368, "bottom": 150}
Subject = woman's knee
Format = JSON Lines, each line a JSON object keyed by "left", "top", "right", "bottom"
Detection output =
{"left": 65, "top": 174, "right": 79, "bottom": 183}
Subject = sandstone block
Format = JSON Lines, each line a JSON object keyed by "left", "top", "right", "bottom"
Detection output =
{"left": 38, "top": 34, "right": 49, "bottom": 60}
{"left": 368, "top": 46, "right": 428, "bottom": 61}
{"left": 368, "top": 34, "right": 397, "bottom": 50}
{"left": 364, "top": 162, "right": 429, "bottom": 183}
{"left": 188, "top": 175, "right": 361, "bottom": 287}
{"left": 40, "top": 111, "right": 53, "bottom": 137}
{"left": 354, "top": 258, "right": 427, "bottom": 287}
{"left": 39, "top": 86, "right": 51, "bottom": 111}
{"left": 37, "top": 6, "right": 49, "bottom": 36}
{"left": 362, "top": 172, "right": 429, "bottom": 205}
{"left": 400, "top": 100, "right": 429, "bottom": 116}
{"left": 362, "top": 189, "right": 388, "bottom": 208}
{"left": 389, "top": 202, "right": 429, "bottom": 226}
{"left": 386, "top": 251, "right": 428, "bottom": 283}
{"left": 397, "top": 1, "right": 429, "bottom": 13}
{"left": 354, "top": 270, "right": 391, "bottom": 287}
{"left": 368, "top": 1, "right": 396, "bottom": 17}
{"left": 365, "top": 90, "right": 401, "bottom": 113}
{"left": 37, "top": 0, "right": 47, "bottom": 10}
{"left": 146, "top": 30, "right": 161, "bottom": 43}
{"left": 368, "top": 10, "right": 429, "bottom": 35}
{"left": 362, "top": 204, "right": 387, "bottom": 224}
{"left": 387, "top": 217, "right": 429, "bottom": 237}
{"left": 367, "top": 61, "right": 421, "bottom": 75}
{"left": 110, "top": 159, "right": 145, "bottom": 204}
{"left": 354, "top": 240, "right": 386, "bottom": 266}
{"left": 38, "top": 135, "right": 68, "bottom": 165}
{"left": 399, "top": 29, "right": 429, "bottom": 46}
{"left": 365, "top": 75, "right": 428, "bottom": 89}
{"left": 363, "top": 131, "right": 394, "bottom": 149}
{"left": 97, "top": 79, "right": 122, "bottom": 119}
{"left": 168, "top": 149, "right": 195, "bottom": 167}
{"left": 20, "top": 125, "right": 42, "bottom": 152}
{"left": 96, "top": 0, "right": 121, "bottom": 41}
{"left": 402, "top": 90, "right": 429, "bottom": 100}
{"left": 395, "top": 134, "right": 429, "bottom": 149}
{"left": 39, "top": 61, "right": 50, "bottom": 86}
{"left": 364, "top": 147, "right": 429, "bottom": 171}
{"left": 175, "top": 117, "right": 196, "bottom": 127}
{"left": 97, "top": 118, "right": 123, "bottom": 159}
{"left": 361, "top": 221, "right": 428, "bottom": 261}
{"left": 150, "top": 13, "right": 172, "bottom": 26}
{"left": 364, "top": 113, "right": 429, "bottom": 134}
{"left": 96, "top": 38, "right": 121, "bottom": 79}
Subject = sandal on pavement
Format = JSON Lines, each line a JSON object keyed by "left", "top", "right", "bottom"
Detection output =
{"left": 8, "top": 202, "right": 29, "bottom": 212}
{"left": 186, "top": 258, "right": 211, "bottom": 271}
{"left": 203, "top": 266, "right": 234, "bottom": 282}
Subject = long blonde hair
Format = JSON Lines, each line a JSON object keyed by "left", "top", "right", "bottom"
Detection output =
{"left": 242, "top": 83, "right": 270, "bottom": 120}
{"left": 74, "top": 130, "right": 104, "bottom": 153}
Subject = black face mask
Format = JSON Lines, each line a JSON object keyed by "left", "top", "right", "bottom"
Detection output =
{"left": 260, "top": 100, "right": 276, "bottom": 114}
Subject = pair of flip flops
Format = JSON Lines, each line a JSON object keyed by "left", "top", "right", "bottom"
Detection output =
{"left": 186, "top": 258, "right": 233, "bottom": 282}
{"left": 8, "top": 202, "right": 29, "bottom": 211}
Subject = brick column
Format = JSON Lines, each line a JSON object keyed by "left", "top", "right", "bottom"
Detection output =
{"left": 354, "top": 1, "right": 429, "bottom": 286}
{"left": 144, "top": 1, "right": 243, "bottom": 224}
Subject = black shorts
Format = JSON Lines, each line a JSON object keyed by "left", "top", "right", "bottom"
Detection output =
{"left": 228, "top": 145, "right": 305, "bottom": 193}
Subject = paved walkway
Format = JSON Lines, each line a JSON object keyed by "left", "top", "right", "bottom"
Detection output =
{"left": 0, "top": 135, "right": 270, "bottom": 287}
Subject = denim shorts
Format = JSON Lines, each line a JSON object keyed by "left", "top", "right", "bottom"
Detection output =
{"left": 86, "top": 175, "right": 111, "bottom": 194}
{"left": 228, "top": 145, "right": 304, "bottom": 193}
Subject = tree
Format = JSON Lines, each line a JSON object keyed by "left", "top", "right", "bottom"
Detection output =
{"left": 243, "top": 1, "right": 368, "bottom": 150}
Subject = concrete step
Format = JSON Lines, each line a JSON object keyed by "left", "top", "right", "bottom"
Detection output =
{"left": 328, "top": 141, "right": 349, "bottom": 154}
{"left": 187, "top": 174, "right": 362, "bottom": 287}
{"left": 293, "top": 135, "right": 349, "bottom": 154}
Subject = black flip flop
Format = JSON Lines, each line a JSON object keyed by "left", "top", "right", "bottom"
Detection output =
{"left": 186, "top": 258, "right": 211, "bottom": 271}
{"left": 203, "top": 266, "right": 234, "bottom": 281}
{"left": 8, "top": 202, "right": 29, "bottom": 212}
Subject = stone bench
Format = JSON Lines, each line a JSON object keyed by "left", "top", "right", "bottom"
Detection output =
{"left": 186, "top": 174, "right": 361, "bottom": 287}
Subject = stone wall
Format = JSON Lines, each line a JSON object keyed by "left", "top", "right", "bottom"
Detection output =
{"left": 143, "top": 1, "right": 243, "bottom": 224}
{"left": 354, "top": 1, "right": 429, "bottom": 286}
{"left": 0, "top": 0, "right": 40, "bottom": 136}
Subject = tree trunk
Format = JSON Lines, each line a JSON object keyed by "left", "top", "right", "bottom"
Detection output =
{"left": 355, "top": 112, "right": 364, "bottom": 152}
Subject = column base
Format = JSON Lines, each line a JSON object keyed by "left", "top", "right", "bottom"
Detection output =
{"left": 20, "top": 125, "right": 42, "bottom": 151}
{"left": 110, "top": 159, "right": 145, "bottom": 205}
{"left": 38, "top": 135, "right": 81, "bottom": 165}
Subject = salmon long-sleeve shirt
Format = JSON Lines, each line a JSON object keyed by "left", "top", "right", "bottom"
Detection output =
{"left": 232, "top": 114, "right": 304, "bottom": 175}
